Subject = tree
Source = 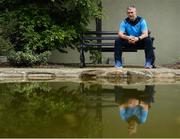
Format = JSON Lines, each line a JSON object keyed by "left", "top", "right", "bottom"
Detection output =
{"left": 0, "top": 0, "right": 102, "bottom": 66}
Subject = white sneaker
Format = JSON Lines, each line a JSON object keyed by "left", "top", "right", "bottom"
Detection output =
{"left": 144, "top": 62, "right": 152, "bottom": 69}
{"left": 115, "top": 66, "right": 123, "bottom": 69}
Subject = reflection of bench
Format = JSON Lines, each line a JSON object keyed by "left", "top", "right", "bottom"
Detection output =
{"left": 80, "top": 31, "right": 155, "bottom": 68}
{"left": 80, "top": 83, "right": 155, "bottom": 106}
{"left": 114, "top": 86, "right": 155, "bottom": 104}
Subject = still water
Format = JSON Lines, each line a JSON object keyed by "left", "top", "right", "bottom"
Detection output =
{"left": 0, "top": 81, "right": 179, "bottom": 138}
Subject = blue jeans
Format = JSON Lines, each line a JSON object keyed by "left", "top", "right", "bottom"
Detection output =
{"left": 114, "top": 37, "right": 155, "bottom": 67}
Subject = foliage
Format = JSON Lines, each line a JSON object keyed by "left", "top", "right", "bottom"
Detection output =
{"left": 7, "top": 50, "right": 50, "bottom": 66}
{"left": 0, "top": 82, "right": 85, "bottom": 136}
{"left": 0, "top": 82, "right": 103, "bottom": 137}
{"left": 0, "top": 36, "right": 12, "bottom": 55}
{"left": 0, "top": 20, "right": 12, "bottom": 55}
{"left": 89, "top": 50, "right": 102, "bottom": 64}
{"left": 0, "top": 0, "right": 102, "bottom": 66}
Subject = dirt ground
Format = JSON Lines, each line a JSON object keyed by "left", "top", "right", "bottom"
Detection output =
{"left": 162, "top": 62, "right": 180, "bottom": 69}
{"left": 0, "top": 62, "right": 180, "bottom": 69}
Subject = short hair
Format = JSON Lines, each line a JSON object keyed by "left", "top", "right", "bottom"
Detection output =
{"left": 127, "top": 5, "right": 136, "bottom": 10}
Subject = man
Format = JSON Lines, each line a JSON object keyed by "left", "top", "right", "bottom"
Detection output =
{"left": 114, "top": 5, "right": 155, "bottom": 68}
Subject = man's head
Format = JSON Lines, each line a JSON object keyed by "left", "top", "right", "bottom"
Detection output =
{"left": 127, "top": 5, "right": 137, "bottom": 21}
{"left": 127, "top": 117, "right": 138, "bottom": 135}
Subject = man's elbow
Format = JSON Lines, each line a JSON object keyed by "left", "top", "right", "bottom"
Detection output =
{"left": 144, "top": 31, "right": 149, "bottom": 38}
{"left": 118, "top": 32, "right": 124, "bottom": 38}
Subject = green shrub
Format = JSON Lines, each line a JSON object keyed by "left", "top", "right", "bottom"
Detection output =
{"left": 0, "top": 0, "right": 102, "bottom": 66}
{"left": 89, "top": 50, "right": 102, "bottom": 64}
{"left": 7, "top": 50, "right": 50, "bottom": 66}
{"left": 0, "top": 36, "right": 12, "bottom": 55}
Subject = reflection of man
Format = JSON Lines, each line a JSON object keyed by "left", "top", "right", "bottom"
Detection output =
{"left": 115, "top": 85, "right": 155, "bottom": 135}
{"left": 119, "top": 98, "right": 149, "bottom": 135}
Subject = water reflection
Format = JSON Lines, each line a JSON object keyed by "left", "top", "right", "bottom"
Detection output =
{"left": 3, "top": 82, "right": 180, "bottom": 138}
{"left": 115, "top": 85, "right": 155, "bottom": 135}
{"left": 0, "top": 82, "right": 104, "bottom": 137}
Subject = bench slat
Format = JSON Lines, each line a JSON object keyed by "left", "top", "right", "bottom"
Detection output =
{"left": 84, "top": 47, "right": 138, "bottom": 52}
{"left": 83, "top": 36, "right": 118, "bottom": 40}
{"left": 83, "top": 43, "right": 114, "bottom": 46}
{"left": 83, "top": 31, "right": 117, "bottom": 35}
{"left": 83, "top": 43, "right": 155, "bottom": 50}
{"left": 103, "top": 48, "right": 137, "bottom": 52}
{"left": 84, "top": 47, "right": 155, "bottom": 51}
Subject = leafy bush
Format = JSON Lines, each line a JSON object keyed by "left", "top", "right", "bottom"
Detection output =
{"left": 0, "top": 0, "right": 102, "bottom": 66}
{"left": 7, "top": 50, "right": 51, "bottom": 66}
{"left": 89, "top": 50, "right": 102, "bottom": 64}
{"left": 0, "top": 36, "right": 12, "bottom": 55}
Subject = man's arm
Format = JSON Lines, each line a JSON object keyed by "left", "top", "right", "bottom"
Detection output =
{"left": 119, "top": 104, "right": 127, "bottom": 121}
{"left": 125, "top": 29, "right": 148, "bottom": 44}
{"left": 119, "top": 103, "right": 128, "bottom": 109}
{"left": 139, "top": 19, "right": 149, "bottom": 40}
{"left": 118, "top": 32, "right": 130, "bottom": 40}
{"left": 139, "top": 101, "right": 149, "bottom": 123}
{"left": 138, "top": 30, "right": 148, "bottom": 40}
{"left": 119, "top": 21, "right": 130, "bottom": 40}
{"left": 119, "top": 32, "right": 139, "bottom": 44}
{"left": 139, "top": 101, "right": 149, "bottom": 111}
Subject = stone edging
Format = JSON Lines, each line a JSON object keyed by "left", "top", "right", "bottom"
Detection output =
{"left": 0, "top": 67, "right": 179, "bottom": 84}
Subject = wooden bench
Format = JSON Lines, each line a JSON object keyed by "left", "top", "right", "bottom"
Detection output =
{"left": 80, "top": 31, "right": 155, "bottom": 68}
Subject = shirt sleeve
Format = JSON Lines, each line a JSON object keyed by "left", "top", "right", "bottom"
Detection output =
{"left": 119, "top": 21, "right": 126, "bottom": 33}
{"left": 141, "top": 19, "right": 148, "bottom": 32}
{"left": 119, "top": 108, "right": 126, "bottom": 121}
{"left": 139, "top": 110, "right": 148, "bottom": 123}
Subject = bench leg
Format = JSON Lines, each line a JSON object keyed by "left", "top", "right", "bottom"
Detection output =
{"left": 80, "top": 45, "right": 85, "bottom": 68}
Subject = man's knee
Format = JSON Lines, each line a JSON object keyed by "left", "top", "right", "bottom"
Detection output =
{"left": 115, "top": 37, "right": 123, "bottom": 46}
{"left": 114, "top": 37, "right": 122, "bottom": 50}
{"left": 144, "top": 37, "right": 152, "bottom": 46}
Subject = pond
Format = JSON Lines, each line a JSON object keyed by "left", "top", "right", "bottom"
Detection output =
{"left": 0, "top": 81, "right": 180, "bottom": 138}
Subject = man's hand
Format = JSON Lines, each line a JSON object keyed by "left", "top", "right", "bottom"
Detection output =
{"left": 128, "top": 36, "right": 139, "bottom": 44}
{"left": 139, "top": 101, "right": 149, "bottom": 110}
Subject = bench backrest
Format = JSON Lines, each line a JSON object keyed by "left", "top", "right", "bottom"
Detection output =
{"left": 81, "top": 31, "right": 155, "bottom": 52}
